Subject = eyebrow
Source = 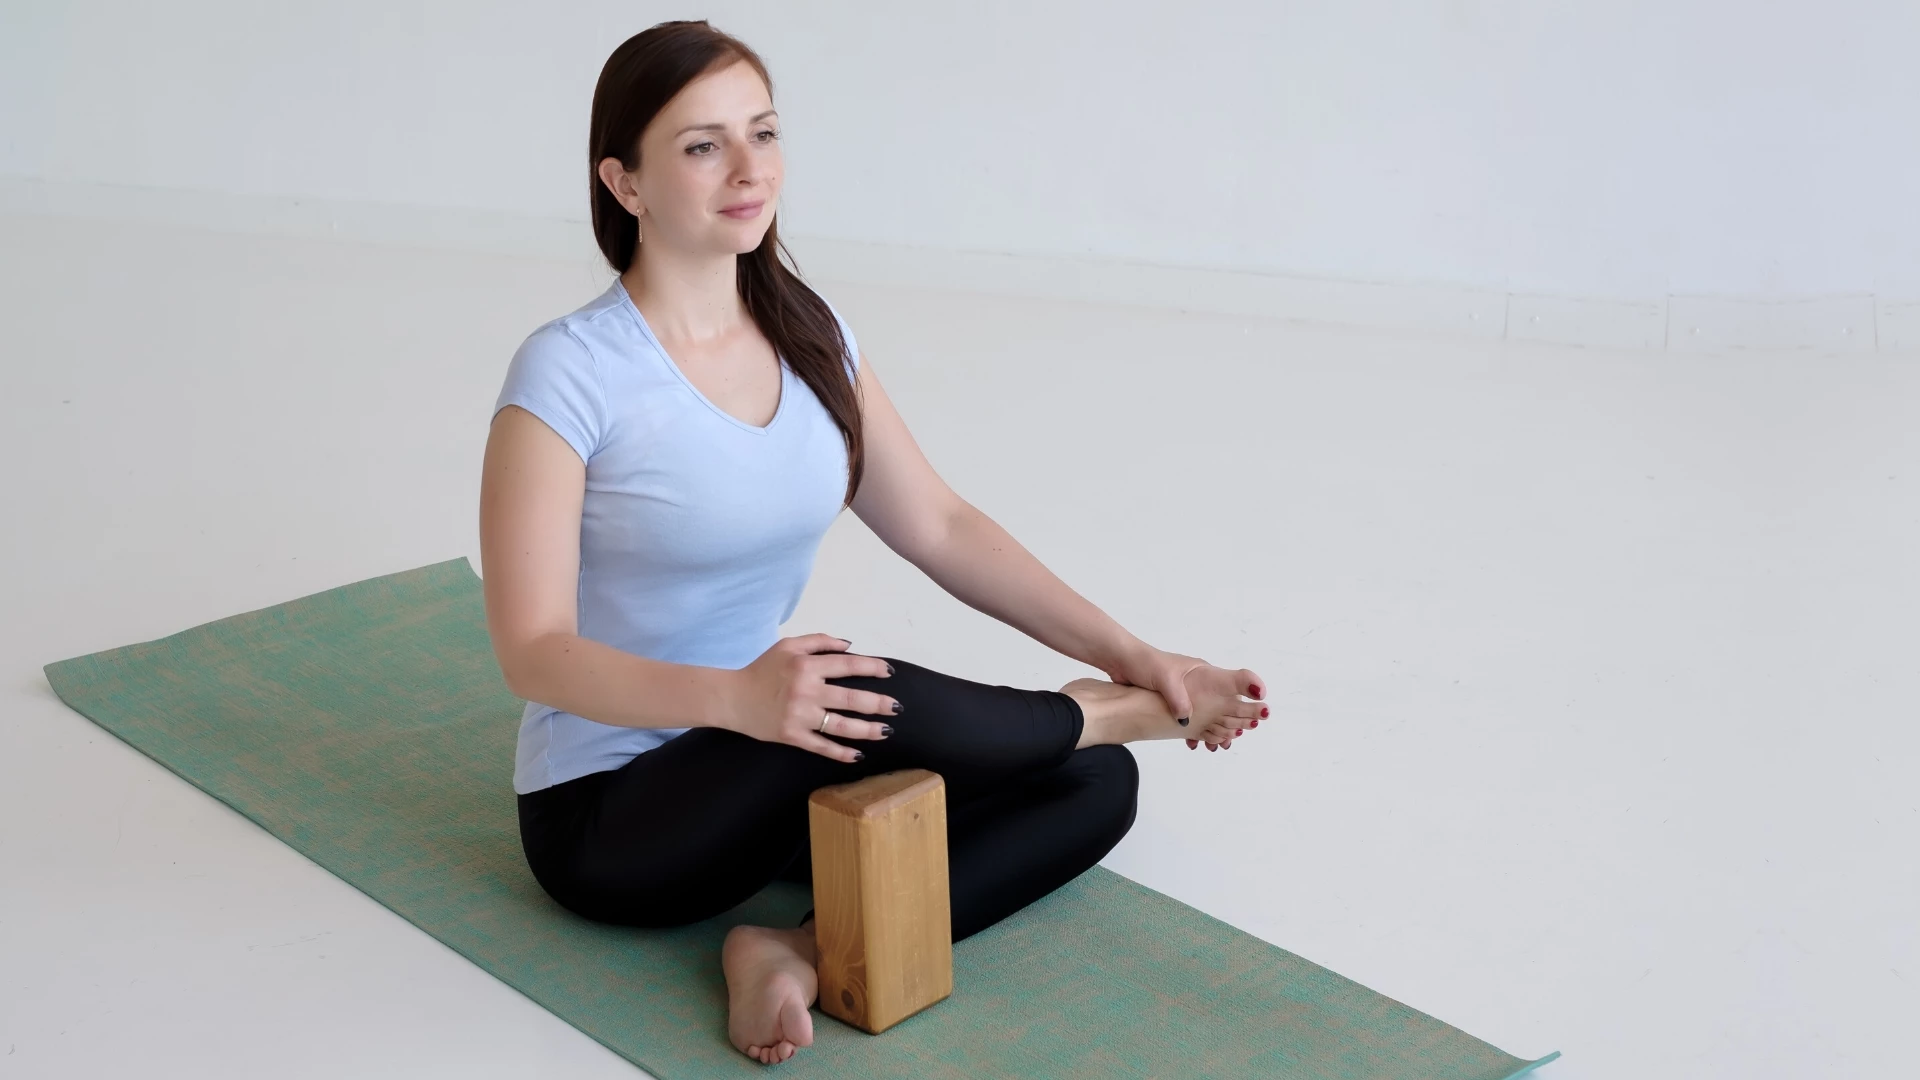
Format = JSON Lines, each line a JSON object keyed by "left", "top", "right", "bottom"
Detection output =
{"left": 674, "top": 109, "right": 778, "bottom": 137}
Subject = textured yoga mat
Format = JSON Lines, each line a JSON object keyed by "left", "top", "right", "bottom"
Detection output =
{"left": 43, "top": 557, "right": 1561, "bottom": 1079}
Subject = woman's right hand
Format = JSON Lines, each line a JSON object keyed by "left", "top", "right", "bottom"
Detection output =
{"left": 725, "top": 634, "right": 898, "bottom": 762}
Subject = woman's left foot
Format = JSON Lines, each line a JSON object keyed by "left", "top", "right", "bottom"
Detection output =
{"left": 722, "top": 924, "right": 817, "bottom": 1065}
{"left": 1176, "top": 662, "right": 1266, "bottom": 747}
{"left": 1063, "top": 663, "right": 1264, "bottom": 747}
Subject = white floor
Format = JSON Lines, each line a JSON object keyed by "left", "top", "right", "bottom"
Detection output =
{"left": 2, "top": 208, "right": 1912, "bottom": 1079}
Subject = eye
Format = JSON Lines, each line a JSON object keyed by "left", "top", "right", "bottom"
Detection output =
{"left": 686, "top": 130, "right": 779, "bottom": 156}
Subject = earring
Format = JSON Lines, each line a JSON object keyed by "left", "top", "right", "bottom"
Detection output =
{"left": 635, "top": 213, "right": 643, "bottom": 243}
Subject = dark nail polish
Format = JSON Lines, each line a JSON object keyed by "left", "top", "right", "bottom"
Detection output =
{"left": 852, "top": 750, "right": 864, "bottom": 762}
{"left": 1177, "top": 716, "right": 1189, "bottom": 726}
{"left": 886, "top": 662, "right": 895, "bottom": 676}
{"left": 879, "top": 724, "right": 894, "bottom": 737}
{"left": 890, "top": 700, "right": 902, "bottom": 714}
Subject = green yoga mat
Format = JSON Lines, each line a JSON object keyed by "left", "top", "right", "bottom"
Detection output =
{"left": 43, "top": 557, "right": 1560, "bottom": 1079}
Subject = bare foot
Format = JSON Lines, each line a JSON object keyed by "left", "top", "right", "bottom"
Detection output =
{"left": 722, "top": 923, "right": 817, "bottom": 1065}
{"left": 1062, "top": 663, "right": 1265, "bottom": 749}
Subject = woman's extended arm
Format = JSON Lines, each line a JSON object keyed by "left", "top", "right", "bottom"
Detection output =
{"left": 916, "top": 501, "right": 1146, "bottom": 675}
{"left": 845, "top": 354, "right": 1149, "bottom": 678}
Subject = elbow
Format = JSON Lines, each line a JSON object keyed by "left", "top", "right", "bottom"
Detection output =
{"left": 500, "top": 669, "right": 530, "bottom": 702}
{"left": 492, "top": 641, "right": 537, "bottom": 701}
{"left": 496, "top": 659, "right": 526, "bottom": 701}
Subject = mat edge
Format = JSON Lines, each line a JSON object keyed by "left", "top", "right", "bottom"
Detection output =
{"left": 39, "top": 555, "right": 478, "bottom": 677}
{"left": 1497, "top": 1049, "right": 1563, "bottom": 1078}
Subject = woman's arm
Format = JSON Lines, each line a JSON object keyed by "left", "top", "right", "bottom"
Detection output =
{"left": 480, "top": 404, "right": 739, "bottom": 729}
{"left": 917, "top": 500, "right": 1147, "bottom": 676}
{"left": 846, "top": 354, "right": 1148, "bottom": 676}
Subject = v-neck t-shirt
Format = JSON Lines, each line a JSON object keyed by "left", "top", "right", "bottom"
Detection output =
{"left": 492, "top": 277, "right": 860, "bottom": 794}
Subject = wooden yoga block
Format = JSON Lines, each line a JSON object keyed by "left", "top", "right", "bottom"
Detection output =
{"left": 807, "top": 768, "right": 954, "bottom": 1034}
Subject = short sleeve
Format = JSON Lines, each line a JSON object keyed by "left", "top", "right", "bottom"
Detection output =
{"left": 493, "top": 323, "right": 608, "bottom": 466}
{"left": 822, "top": 298, "right": 860, "bottom": 384}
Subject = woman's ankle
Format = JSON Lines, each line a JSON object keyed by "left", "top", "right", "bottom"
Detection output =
{"left": 1061, "top": 679, "right": 1169, "bottom": 747}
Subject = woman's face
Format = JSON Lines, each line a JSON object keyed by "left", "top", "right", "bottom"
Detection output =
{"left": 603, "top": 58, "right": 783, "bottom": 258}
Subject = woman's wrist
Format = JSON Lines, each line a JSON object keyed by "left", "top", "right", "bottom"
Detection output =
{"left": 1092, "top": 634, "right": 1153, "bottom": 679}
{"left": 701, "top": 667, "right": 747, "bottom": 734}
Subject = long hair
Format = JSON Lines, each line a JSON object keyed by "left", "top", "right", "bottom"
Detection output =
{"left": 588, "top": 20, "right": 864, "bottom": 508}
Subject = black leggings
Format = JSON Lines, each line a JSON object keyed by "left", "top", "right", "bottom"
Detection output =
{"left": 516, "top": 656, "right": 1139, "bottom": 942}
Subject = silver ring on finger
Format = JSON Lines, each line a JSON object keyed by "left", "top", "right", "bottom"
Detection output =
{"left": 819, "top": 711, "right": 832, "bottom": 734}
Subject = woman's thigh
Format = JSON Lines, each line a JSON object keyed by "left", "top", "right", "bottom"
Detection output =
{"left": 519, "top": 655, "right": 1088, "bottom": 925}
{"left": 526, "top": 725, "right": 836, "bottom": 925}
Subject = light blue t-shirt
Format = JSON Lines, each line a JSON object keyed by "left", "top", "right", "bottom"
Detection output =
{"left": 493, "top": 277, "right": 859, "bottom": 794}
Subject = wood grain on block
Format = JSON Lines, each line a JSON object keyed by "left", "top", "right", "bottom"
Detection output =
{"left": 807, "top": 769, "right": 954, "bottom": 1035}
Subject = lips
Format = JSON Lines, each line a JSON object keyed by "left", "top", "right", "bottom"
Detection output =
{"left": 719, "top": 200, "right": 765, "bottom": 217}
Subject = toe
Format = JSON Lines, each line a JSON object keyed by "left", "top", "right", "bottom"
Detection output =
{"left": 1240, "top": 669, "right": 1265, "bottom": 699}
{"left": 778, "top": 997, "right": 814, "bottom": 1048}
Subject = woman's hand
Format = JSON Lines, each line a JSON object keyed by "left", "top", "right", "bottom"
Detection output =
{"left": 1104, "top": 643, "right": 1261, "bottom": 751}
{"left": 725, "top": 634, "right": 899, "bottom": 762}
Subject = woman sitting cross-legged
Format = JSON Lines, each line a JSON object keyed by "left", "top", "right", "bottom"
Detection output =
{"left": 478, "top": 20, "right": 1269, "bottom": 1068}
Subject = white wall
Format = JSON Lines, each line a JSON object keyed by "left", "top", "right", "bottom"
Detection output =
{"left": 5, "top": 0, "right": 1914, "bottom": 306}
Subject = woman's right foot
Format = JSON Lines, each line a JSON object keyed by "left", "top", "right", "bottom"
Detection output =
{"left": 721, "top": 923, "right": 818, "bottom": 1065}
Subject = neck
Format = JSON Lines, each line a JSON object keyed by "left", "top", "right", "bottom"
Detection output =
{"left": 621, "top": 240, "right": 748, "bottom": 343}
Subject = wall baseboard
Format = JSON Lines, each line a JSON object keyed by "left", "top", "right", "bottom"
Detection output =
{"left": 5, "top": 174, "right": 1913, "bottom": 354}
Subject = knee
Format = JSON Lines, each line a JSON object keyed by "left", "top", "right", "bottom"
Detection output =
{"left": 1083, "top": 740, "right": 1139, "bottom": 788}
{"left": 1077, "top": 743, "right": 1140, "bottom": 835}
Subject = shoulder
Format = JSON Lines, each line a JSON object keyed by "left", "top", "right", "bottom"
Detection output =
{"left": 495, "top": 320, "right": 610, "bottom": 464}
{"left": 513, "top": 279, "right": 631, "bottom": 367}
{"left": 516, "top": 317, "right": 593, "bottom": 360}
{"left": 816, "top": 295, "right": 860, "bottom": 374}
{"left": 509, "top": 312, "right": 612, "bottom": 385}
{"left": 818, "top": 294, "right": 854, "bottom": 338}
{"left": 501, "top": 323, "right": 601, "bottom": 407}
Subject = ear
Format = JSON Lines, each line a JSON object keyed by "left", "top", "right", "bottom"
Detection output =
{"left": 596, "top": 157, "right": 643, "bottom": 217}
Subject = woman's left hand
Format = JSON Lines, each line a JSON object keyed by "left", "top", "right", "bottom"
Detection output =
{"left": 1103, "top": 644, "right": 1243, "bottom": 750}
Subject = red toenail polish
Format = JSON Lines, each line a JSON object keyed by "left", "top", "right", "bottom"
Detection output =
{"left": 1236, "top": 728, "right": 1243, "bottom": 736}
{"left": 1250, "top": 719, "right": 1259, "bottom": 728}
{"left": 1249, "top": 683, "right": 1261, "bottom": 697}
{"left": 1260, "top": 706, "right": 1269, "bottom": 718}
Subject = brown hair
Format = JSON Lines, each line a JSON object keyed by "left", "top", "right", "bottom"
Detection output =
{"left": 587, "top": 21, "right": 864, "bottom": 508}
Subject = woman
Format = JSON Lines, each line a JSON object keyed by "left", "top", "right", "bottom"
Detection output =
{"left": 478, "top": 20, "right": 1269, "bottom": 1067}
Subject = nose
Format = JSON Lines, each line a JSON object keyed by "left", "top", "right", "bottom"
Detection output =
{"left": 729, "top": 139, "right": 775, "bottom": 185}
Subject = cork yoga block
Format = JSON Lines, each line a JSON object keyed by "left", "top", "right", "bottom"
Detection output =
{"left": 807, "top": 768, "right": 954, "bottom": 1035}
